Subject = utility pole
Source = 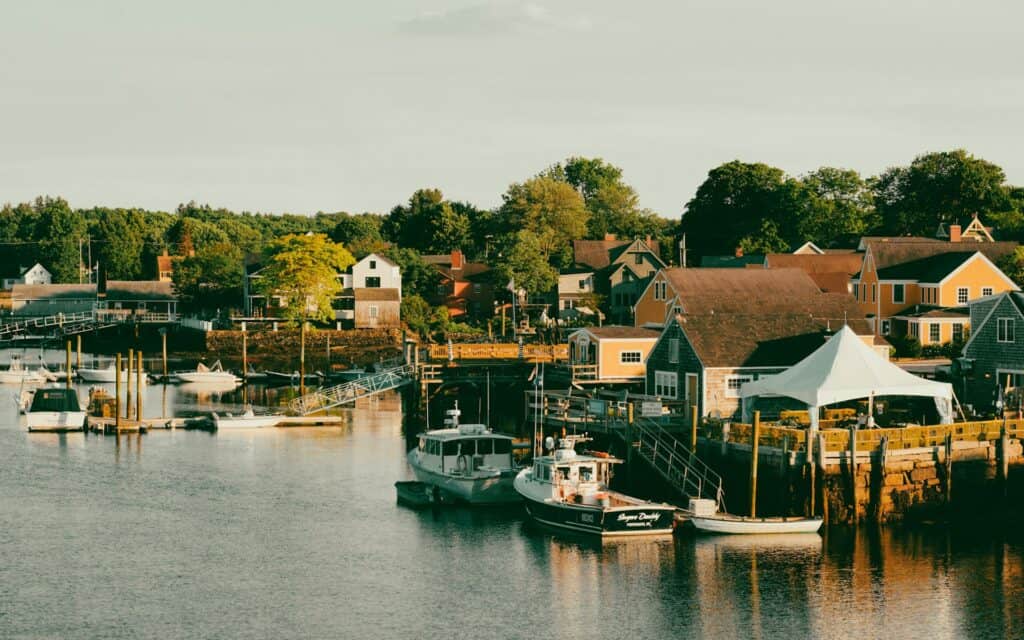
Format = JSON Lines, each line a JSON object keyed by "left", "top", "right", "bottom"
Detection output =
{"left": 679, "top": 234, "right": 687, "bottom": 268}
{"left": 79, "top": 238, "right": 84, "bottom": 284}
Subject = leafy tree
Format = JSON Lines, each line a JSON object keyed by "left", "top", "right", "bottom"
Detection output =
{"left": 795, "top": 167, "right": 878, "bottom": 242}
{"left": 739, "top": 219, "right": 790, "bottom": 255}
{"left": 172, "top": 243, "right": 245, "bottom": 312}
{"left": 554, "top": 156, "right": 657, "bottom": 239}
{"left": 34, "top": 196, "right": 86, "bottom": 283}
{"left": 255, "top": 233, "right": 355, "bottom": 323}
{"left": 331, "top": 213, "right": 385, "bottom": 258}
{"left": 498, "top": 176, "right": 589, "bottom": 258}
{"left": 383, "top": 189, "right": 471, "bottom": 254}
{"left": 493, "top": 230, "right": 559, "bottom": 297}
{"left": 88, "top": 208, "right": 147, "bottom": 280}
{"left": 873, "top": 149, "right": 1011, "bottom": 236}
{"left": 0, "top": 202, "right": 38, "bottom": 276}
{"left": 997, "top": 247, "right": 1024, "bottom": 286}
{"left": 166, "top": 216, "right": 231, "bottom": 253}
{"left": 381, "top": 247, "right": 441, "bottom": 298}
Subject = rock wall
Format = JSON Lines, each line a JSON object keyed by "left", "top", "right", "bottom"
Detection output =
{"left": 204, "top": 328, "right": 404, "bottom": 371}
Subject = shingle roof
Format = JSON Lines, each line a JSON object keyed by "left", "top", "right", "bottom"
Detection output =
{"left": 699, "top": 255, "right": 765, "bottom": 268}
{"left": 106, "top": 281, "right": 177, "bottom": 300}
{"left": 662, "top": 268, "right": 827, "bottom": 315}
{"left": 12, "top": 284, "right": 96, "bottom": 300}
{"left": 764, "top": 253, "right": 863, "bottom": 293}
{"left": 865, "top": 239, "right": 1017, "bottom": 272}
{"left": 573, "top": 238, "right": 661, "bottom": 270}
{"left": 575, "top": 326, "right": 661, "bottom": 340}
{"left": 892, "top": 305, "right": 970, "bottom": 320}
{"left": 354, "top": 287, "right": 400, "bottom": 302}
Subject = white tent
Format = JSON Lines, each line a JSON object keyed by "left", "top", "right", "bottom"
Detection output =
{"left": 740, "top": 325, "right": 954, "bottom": 432}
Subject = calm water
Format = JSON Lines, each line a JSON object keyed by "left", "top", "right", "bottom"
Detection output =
{"left": 2, "top": 369, "right": 1024, "bottom": 638}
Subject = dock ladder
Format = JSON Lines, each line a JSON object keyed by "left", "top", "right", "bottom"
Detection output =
{"left": 287, "top": 364, "right": 415, "bottom": 415}
{"left": 631, "top": 417, "right": 725, "bottom": 510}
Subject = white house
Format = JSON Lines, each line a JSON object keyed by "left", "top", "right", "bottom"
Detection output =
{"left": 2, "top": 263, "right": 52, "bottom": 290}
{"left": 342, "top": 253, "right": 402, "bottom": 295}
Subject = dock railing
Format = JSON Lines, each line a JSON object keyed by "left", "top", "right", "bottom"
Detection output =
{"left": 429, "top": 342, "right": 568, "bottom": 363}
{"left": 633, "top": 417, "right": 725, "bottom": 509}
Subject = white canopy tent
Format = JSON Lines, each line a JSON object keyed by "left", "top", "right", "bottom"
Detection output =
{"left": 740, "top": 325, "right": 954, "bottom": 433}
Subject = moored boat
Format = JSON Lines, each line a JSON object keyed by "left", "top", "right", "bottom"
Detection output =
{"left": 24, "top": 387, "right": 87, "bottom": 432}
{"left": 406, "top": 404, "right": 520, "bottom": 504}
{"left": 212, "top": 407, "right": 284, "bottom": 429}
{"left": 175, "top": 360, "right": 241, "bottom": 384}
{"left": 514, "top": 436, "right": 677, "bottom": 537}
{"left": 0, "top": 355, "right": 52, "bottom": 385}
{"left": 78, "top": 364, "right": 146, "bottom": 384}
{"left": 686, "top": 498, "right": 823, "bottom": 535}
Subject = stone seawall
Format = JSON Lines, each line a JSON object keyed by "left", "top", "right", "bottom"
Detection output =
{"left": 204, "top": 328, "right": 404, "bottom": 371}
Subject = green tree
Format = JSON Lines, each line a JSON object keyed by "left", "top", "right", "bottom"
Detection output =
{"left": 34, "top": 196, "right": 86, "bottom": 283}
{"left": 383, "top": 189, "right": 471, "bottom": 254}
{"left": 381, "top": 247, "right": 440, "bottom": 298}
{"left": 796, "top": 167, "right": 878, "bottom": 243}
{"left": 88, "top": 208, "right": 147, "bottom": 280}
{"left": 997, "top": 246, "right": 1024, "bottom": 286}
{"left": 331, "top": 213, "right": 385, "bottom": 258}
{"left": 555, "top": 156, "right": 655, "bottom": 239}
{"left": 255, "top": 233, "right": 355, "bottom": 323}
{"left": 498, "top": 176, "right": 589, "bottom": 258}
{"left": 172, "top": 243, "right": 245, "bottom": 312}
{"left": 493, "top": 230, "right": 559, "bottom": 297}
{"left": 873, "top": 149, "right": 1011, "bottom": 236}
{"left": 739, "top": 219, "right": 790, "bottom": 255}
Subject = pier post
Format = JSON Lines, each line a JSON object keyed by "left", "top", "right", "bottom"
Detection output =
{"left": 690, "top": 405, "right": 698, "bottom": 451}
{"left": 136, "top": 350, "right": 143, "bottom": 423}
{"left": 749, "top": 411, "right": 760, "bottom": 517}
{"left": 849, "top": 424, "right": 858, "bottom": 525}
{"left": 944, "top": 433, "right": 953, "bottom": 503}
{"left": 807, "top": 431, "right": 815, "bottom": 517}
{"left": 300, "top": 321, "right": 306, "bottom": 399}
{"left": 76, "top": 335, "right": 81, "bottom": 370}
{"left": 721, "top": 422, "right": 730, "bottom": 457}
{"left": 66, "top": 340, "right": 72, "bottom": 389}
{"left": 115, "top": 353, "right": 122, "bottom": 432}
{"left": 626, "top": 402, "right": 634, "bottom": 465}
{"left": 126, "top": 349, "right": 134, "bottom": 420}
{"left": 1000, "top": 424, "right": 1009, "bottom": 498}
{"left": 242, "top": 329, "right": 248, "bottom": 381}
{"left": 161, "top": 329, "right": 168, "bottom": 380}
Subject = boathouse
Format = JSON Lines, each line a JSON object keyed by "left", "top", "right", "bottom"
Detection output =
{"left": 566, "top": 326, "right": 660, "bottom": 385}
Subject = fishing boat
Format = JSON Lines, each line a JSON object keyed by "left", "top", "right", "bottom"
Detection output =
{"left": 406, "top": 404, "right": 520, "bottom": 504}
{"left": 23, "top": 387, "right": 87, "bottom": 432}
{"left": 211, "top": 406, "right": 284, "bottom": 429}
{"left": 0, "top": 355, "right": 52, "bottom": 385}
{"left": 174, "top": 360, "right": 241, "bottom": 384}
{"left": 686, "top": 498, "right": 823, "bottom": 535}
{"left": 514, "top": 436, "right": 677, "bottom": 537}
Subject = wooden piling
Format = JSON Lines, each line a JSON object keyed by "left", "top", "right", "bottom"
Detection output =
{"left": 849, "top": 424, "right": 858, "bottom": 525}
{"left": 242, "top": 330, "right": 248, "bottom": 380}
{"left": 300, "top": 321, "right": 306, "bottom": 399}
{"left": 944, "top": 432, "right": 953, "bottom": 503}
{"left": 76, "top": 335, "right": 82, "bottom": 370}
{"left": 136, "top": 350, "right": 143, "bottom": 422}
{"left": 126, "top": 348, "right": 134, "bottom": 420}
{"left": 115, "top": 354, "right": 122, "bottom": 432}
{"left": 690, "top": 405, "right": 698, "bottom": 451}
{"left": 750, "top": 410, "right": 760, "bottom": 518}
{"left": 65, "top": 340, "right": 72, "bottom": 389}
{"left": 807, "top": 432, "right": 816, "bottom": 517}
{"left": 1000, "top": 424, "right": 1009, "bottom": 498}
{"left": 161, "top": 330, "right": 168, "bottom": 379}
{"left": 626, "top": 403, "right": 634, "bottom": 465}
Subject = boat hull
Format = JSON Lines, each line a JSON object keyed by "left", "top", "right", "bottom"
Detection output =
{"left": 408, "top": 456, "right": 520, "bottom": 504}
{"left": 521, "top": 496, "right": 676, "bottom": 537}
{"left": 25, "top": 411, "right": 87, "bottom": 432}
{"left": 176, "top": 372, "right": 240, "bottom": 384}
{"left": 690, "top": 515, "right": 823, "bottom": 535}
{"left": 212, "top": 413, "right": 282, "bottom": 429}
{"left": 0, "top": 371, "right": 47, "bottom": 385}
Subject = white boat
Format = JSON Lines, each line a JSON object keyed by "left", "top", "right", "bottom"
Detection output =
{"left": 514, "top": 436, "right": 677, "bottom": 537}
{"left": 23, "top": 387, "right": 87, "bottom": 432}
{"left": 78, "top": 364, "right": 146, "bottom": 384}
{"left": 406, "top": 404, "right": 520, "bottom": 504}
{"left": 686, "top": 498, "right": 823, "bottom": 535}
{"left": 175, "top": 360, "right": 241, "bottom": 384}
{"left": 0, "top": 355, "right": 52, "bottom": 385}
{"left": 212, "top": 407, "right": 284, "bottom": 429}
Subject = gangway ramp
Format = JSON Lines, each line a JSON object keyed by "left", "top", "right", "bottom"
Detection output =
{"left": 629, "top": 417, "right": 725, "bottom": 510}
{"left": 288, "top": 364, "right": 414, "bottom": 415}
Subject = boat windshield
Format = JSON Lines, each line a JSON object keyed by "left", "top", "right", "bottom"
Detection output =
{"left": 578, "top": 466, "right": 594, "bottom": 482}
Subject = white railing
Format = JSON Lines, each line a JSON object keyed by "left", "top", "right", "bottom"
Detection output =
{"left": 288, "top": 364, "right": 414, "bottom": 415}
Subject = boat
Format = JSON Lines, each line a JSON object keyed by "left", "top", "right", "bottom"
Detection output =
{"left": 242, "top": 364, "right": 268, "bottom": 381}
{"left": 0, "top": 355, "right": 52, "bottom": 385}
{"left": 263, "top": 370, "right": 321, "bottom": 386}
{"left": 686, "top": 498, "right": 823, "bottom": 535}
{"left": 78, "top": 364, "right": 146, "bottom": 384}
{"left": 325, "top": 367, "right": 366, "bottom": 384}
{"left": 211, "top": 406, "right": 284, "bottom": 429}
{"left": 394, "top": 480, "right": 457, "bottom": 508}
{"left": 23, "top": 387, "right": 87, "bottom": 432}
{"left": 174, "top": 360, "right": 241, "bottom": 384}
{"left": 406, "top": 404, "right": 520, "bottom": 504}
{"left": 514, "top": 436, "right": 677, "bottom": 537}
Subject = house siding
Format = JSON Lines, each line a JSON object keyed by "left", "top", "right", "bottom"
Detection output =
{"left": 633, "top": 271, "right": 673, "bottom": 327}
{"left": 645, "top": 322, "right": 703, "bottom": 419}
{"left": 963, "top": 295, "right": 1024, "bottom": 410}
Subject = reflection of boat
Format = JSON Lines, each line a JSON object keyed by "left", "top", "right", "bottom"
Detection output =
{"left": 212, "top": 407, "right": 283, "bottom": 429}
{"left": 24, "top": 387, "right": 87, "bottom": 432}
{"left": 0, "top": 355, "right": 52, "bottom": 385}
{"left": 243, "top": 364, "right": 268, "bottom": 381}
{"left": 687, "top": 499, "right": 823, "bottom": 534}
{"left": 175, "top": 360, "right": 240, "bottom": 384}
{"left": 394, "top": 480, "right": 457, "bottom": 508}
{"left": 515, "top": 436, "right": 677, "bottom": 537}
{"left": 692, "top": 533, "right": 824, "bottom": 550}
{"left": 406, "top": 404, "right": 520, "bottom": 504}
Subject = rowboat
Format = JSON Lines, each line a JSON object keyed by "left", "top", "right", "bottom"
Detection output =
{"left": 686, "top": 499, "right": 822, "bottom": 534}
{"left": 212, "top": 407, "right": 283, "bottom": 429}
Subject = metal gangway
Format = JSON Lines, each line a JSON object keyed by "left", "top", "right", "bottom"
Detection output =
{"left": 288, "top": 364, "right": 414, "bottom": 415}
{"left": 630, "top": 417, "right": 725, "bottom": 511}
{"left": 0, "top": 310, "right": 178, "bottom": 340}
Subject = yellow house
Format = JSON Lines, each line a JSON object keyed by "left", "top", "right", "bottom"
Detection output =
{"left": 567, "top": 326, "right": 660, "bottom": 383}
{"left": 852, "top": 237, "right": 1018, "bottom": 343}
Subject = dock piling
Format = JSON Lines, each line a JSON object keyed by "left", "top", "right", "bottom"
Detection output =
{"left": 65, "top": 340, "right": 72, "bottom": 389}
{"left": 136, "top": 350, "right": 143, "bottom": 422}
{"left": 115, "top": 354, "right": 122, "bottom": 432}
{"left": 750, "top": 410, "right": 760, "bottom": 518}
{"left": 126, "top": 348, "right": 134, "bottom": 420}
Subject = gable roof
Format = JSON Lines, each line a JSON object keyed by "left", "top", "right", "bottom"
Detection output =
{"left": 699, "top": 255, "right": 765, "bottom": 268}
{"left": 573, "top": 326, "right": 661, "bottom": 340}
{"left": 360, "top": 253, "right": 398, "bottom": 268}
{"left": 106, "top": 281, "right": 176, "bottom": 300}
{"left": 660, "top": 268, "right": 827, "bottom": 315}
{"left": 12, "top": 284, "right": 97, "bottom": 300}
{"left": 764, "top": 253, "right": 863, "bottom": 293}
{"left": 572, "top": 237, "right": 661, "bottom": 270}
{"left": 863, "top": 238, "right": 1017, "bottom": 272}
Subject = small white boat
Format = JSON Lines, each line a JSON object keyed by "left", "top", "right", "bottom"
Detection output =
{"left": 212, "top": 407, "right": 283, "bottom": 429}
{"left": 687, "top": 499, "right": 823, "bottom": 535}
{"left": 24, "top": 387, "right": 87, "bottom": 432}
{"left": 0, "top": 355, "right": 52, "bottom": 385}
{"left": 175, "top": 360, "right": 240, "bottom": 384}
{"left": 78, "top": 364, "right": 146, "bottom": 384}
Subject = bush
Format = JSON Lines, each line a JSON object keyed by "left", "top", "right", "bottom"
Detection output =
{"left": 891, "top": 334, "right": 922, "bottom": 358}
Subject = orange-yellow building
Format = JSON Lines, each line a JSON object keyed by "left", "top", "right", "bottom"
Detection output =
{"left": 567, "top": 326, "right": 660, "bottom": 383}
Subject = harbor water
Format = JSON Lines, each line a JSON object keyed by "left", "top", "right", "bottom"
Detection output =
{"left": 2, "top": 377, "right": 1024, "bottom": 638}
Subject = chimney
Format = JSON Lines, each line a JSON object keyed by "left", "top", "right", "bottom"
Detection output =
{"left": 949, "top": 224, "right": 962, "bottom": 243}
{"left": 735, "top": 246, "right": 744, "bottom": 258}
{"left": 450, "top": 249, "right": 464, "bottom": 270}
{"left": 644, "top": 235, "right": 652, "bottom": 247}
{"left": 604, "top": 233, "right": 617, "bottom": 242}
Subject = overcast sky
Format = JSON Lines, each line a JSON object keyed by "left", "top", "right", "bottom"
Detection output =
{"left": 1, "top": 0, "right": 1021, "bottom": 218}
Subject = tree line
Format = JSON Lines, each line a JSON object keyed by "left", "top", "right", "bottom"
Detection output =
{"left": 4, "top": 148, "right": 1024, "bottom": 319}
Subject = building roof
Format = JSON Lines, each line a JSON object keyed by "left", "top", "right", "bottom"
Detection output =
{"left": 574, "top": 326, "right": 661, "bottom": 340}
{"left": 361, "top": 253, "right": 398, "bottom": 268}
{"left": 863, "top": 238, "right": 1017, "bottom": 273}
{"left": 699, "top": 255, "right": 765, "bottom": 268}
{"left": 354, "top": 287, "right": 400, "bottom": 302}
{"left": 572, "top": 237, "right": 661, "bottom": 270}
{"left": 764, "top": 253, "right": 863, "bottom": 293}
{"left": 11, "top": 284, "right": 96, "bottom": 300}
{"left": 872, "top": 251, "right": 1008, "bottom": 282}
{"left": 662, "top": 268, "right": 828, "bottom": 315}
{"left": 106, "top": 281, "right": 177, "bottom": 300}
{"left": 892, "top": 305, "right": 971, "bottom": 320}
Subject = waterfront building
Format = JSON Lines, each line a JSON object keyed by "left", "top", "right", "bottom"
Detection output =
{"left": 960, "top": 291, "right": 1024, "bottom": 412}
{"left": 566, "top": 326, "right": 660, "bottom": 385}
{"left": 570, "top": 234, "right": 663, "bottom": 325}
{"left": 1, "top": 263, "right": 52, "bottom": 290}
{"left": 423, "top": 249, "right": 494, "bottom": 319}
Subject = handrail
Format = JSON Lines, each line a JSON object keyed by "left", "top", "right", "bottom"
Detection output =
{"left": 632, "top": 417, "right": 725, "bottom": 510}
{"left": 288, "top": 364, "right": 414, "bottom": 415}
{"left": 0, "top": 310, "right": 177, "bottom": 338}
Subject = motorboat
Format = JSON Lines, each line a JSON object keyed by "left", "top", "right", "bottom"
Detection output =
{"left": 212, "top": 406, "right": 284, "bottom": 429}
{"left": 78, "top": 364, "right": 146, "bottom": 384}
{"left": 263, "top": 370, "right": 321, "bottom": 386}
{"left": 23, "top": 387, "right": 87, "bottom": 432}
{"left": 0, "top": 355, "right": 52, "bottom": 385}
{"left": 406, "top": 404, "right": 520, "bottom": 504}
{"left": 514, "top": 436, "right": 677, "bottom": 537}
{"left": 174, "top": 360, "right": 241, "bottom": 384}
{"left": 686, "top": 498, "right": 823, "bottom": 535}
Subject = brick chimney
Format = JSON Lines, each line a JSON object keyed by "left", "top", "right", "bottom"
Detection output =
{"left": 949, "top": 224, "right": 962, "bottom": 243}
{"left": 450, "top": 249, "right": 464, "bottom": 270}
{"left": 735, "top": 246, "right": 744, "bottom": 258}
{"left": 604, "top": 233, "right": 617, "bottom": 242}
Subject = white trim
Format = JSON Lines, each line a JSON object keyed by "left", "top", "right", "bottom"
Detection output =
{"left": 685, "top": 372, "right": 698, "bottom": 404}
{"left": 703, "top": 366, "right": 794, "bottom": 372}
{"left": 938, "top": 251, "right": 1020, "bottom": 290}
{"left": 892, "top": 283, "right": 906, "bottom": 304}
{"left": 962, "top": 294, "right": 1024, "bottom": 353}
{"left": 997, "top": 317, "right": 1016, "bottom": 344}
{"left": 619, "top": 350, "right": 643, "bottom": 364}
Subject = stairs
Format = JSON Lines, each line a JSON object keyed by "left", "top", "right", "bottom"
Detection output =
{"left": 288, "top": 364, "right": 414, "bottom": 415}
{"left": 631, "top": 417, "right": 725, "bottom": 510}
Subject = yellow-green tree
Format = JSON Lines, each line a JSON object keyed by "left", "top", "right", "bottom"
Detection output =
{"left": 256, "top": 233, "right": 355, "bottom": 323}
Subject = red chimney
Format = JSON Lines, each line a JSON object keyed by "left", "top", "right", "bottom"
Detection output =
{"left": 450, "top": 249, "right": 464, "bottom": 270}
{"left": 604, "top": 233, "right": 617, "bottom": 242}
{"left": 735, "top": 246, "right": 744, "bottom": 258}
{"left": 949, "top": 224, "right": 962, "bottom": 243}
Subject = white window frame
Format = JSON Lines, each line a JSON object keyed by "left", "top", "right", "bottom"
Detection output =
{"left": 668, "top": 338, "right": 680, "bottom": 364}
{"left": 910, "top": 322, "right": 919, "bottom": 339}
{"left": 998, "top": 317, "right": 1015, "bottom": 343}
{"left": 892, "top": 283, "right": 905, "bottom": 304}
{"left": 957, "top": 287, "right": 969, "bottom": 305}
{"left": 929, "top": 323, "right": 940, "bottom": 343}
{"left": 654, "top": 371, "right": 678, "bottom": 399}
{"left": 725, "top": 375, "right": 752, "bottom": 398}
{"left": 620, "top": 350, "right": 642, "bottom": 364}
{"left": 982, "top": 287, "right": 994, "bottom": 297}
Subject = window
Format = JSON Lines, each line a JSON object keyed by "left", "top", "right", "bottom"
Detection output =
{"left": 998, "top": 318, "right": 1015, "bottom": 343}
{"left": 881, "top": 319, "right": 891, "bottom": 335}
{"left": 459, "top": 440, "right": 476, "bottom": 456}
{"left": 668, "top": 338, "right": 680, "bottom": 364}
{"left": 952, "top": 323, "right": 964, "bottom": 342}
{"left": 982, "top": 287, "right": 994, "bottom": 297}
{"left": 442, "top": 441, "right": 459, "bottom": 456}
{"left": 957, "top": 287, "right": 969, "bottom": 305}
{"left": 368, "top": 305, "right": 379, "bottom": 319}
{"left": 910, "top": 323, "right": 920, "bottom": 339}
{"left": 634, "top": 254, "right": 643, "bottom": 265}
{"left": 852, "top": 284, "right": 859, "bottom": 299}
{"left": 871, "top": 284, "right": 877, "bottom": 302}
{"left": 620, "top": 351, "right": 642, "bottom": 363}
{"left": 725, "top": 375, "right": 752, "bottom": 398}
{"left": 578, "top": 279, "right": 587, "bottom": 290}
{"left": 369, "top": 260, "right": 377, "bottom": 269}
{"left": 473, "top": 283, "right": 481, "bottom": 294}
{"left": 672, "top": 306, "right": 682, "bottom": 316}
{"left": 476, "top": 439, "right": 493, "bottom": 455}
{"left": 893, "top": 284, "right": 905, "bottom": 304}
{"left": 365, "top": 276, "right": 381, "bottom": 288}
{"left": 654, "top": 371, "right": 678, "bottom": 399}
{"left": 929, "top": 323, "right": 940, "bottom": 343}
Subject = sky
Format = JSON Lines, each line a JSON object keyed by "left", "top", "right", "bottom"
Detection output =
{"left": 1, "top": 0, "right": 1022, "bottom": 218}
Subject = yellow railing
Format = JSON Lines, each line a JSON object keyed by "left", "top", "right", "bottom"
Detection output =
{"left": 428, "top": 343, "right": 568, "bottom": 362}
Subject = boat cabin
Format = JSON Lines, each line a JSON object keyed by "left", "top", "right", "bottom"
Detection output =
{"left": 29, "top": 388, "right": 82, "bottom": 413}
{"left": 416, "top": 424, "right": 515, "bottom": 475}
